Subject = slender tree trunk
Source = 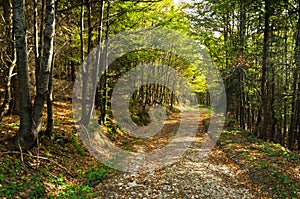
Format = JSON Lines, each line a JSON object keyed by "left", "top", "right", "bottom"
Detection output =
{"left": 260, "top": 0, "right": 271, "bottom": 140}
{"left": 86, "top": 0, "right": 92, "bottom": 54}
{"left": 238, "top": 0, "right": 246, "bottom": 129}
{"left": 80, "top": 0, "right": 85, "bottom": 64}
{"left": 0, "top": 64, "right": 14, "bottom": 121}
{"left": 79, "top": 0, "right": 87, "bottom": 122}
{"left": 70, "top": 49, "right": 76, "bottom": 83}
{"left": 224, "top": 13, "right": 229, "bottom": 70}
{"left": 36, "top": 0, "right": 45, "bottom": 92}
{"left": 46, "top": 49, "right": 55, "bottom": 136}
{"left": 102, "top": 0, "right": 110, "bottom": 123}
{"left": 297, "top": 84, "right": 300, "bottom": 149}
{"left": 97, "top": 0, "right": 105, "bottom": 124}
{"left": 283, "top": 30, "right": 288, "bottom": 146}
{"left": 34, "top": 0, "right": 39, "bottom": 72}
{"left": 14, "top": 0, "right": 33, "bottom": 149}
{"left": 0, "top": 0, "right": 16, "bottom": 120}
{"left": 255, "top": 109, "right": 262, "bottom": 136}
{"left": 7, "top": 0, "right": 18, "bottom": 116}
{"left": 295, "top": 9, "right": 300, "bottom": 150}
{"left": 270, "top": 62, "right": 276, "bottom": 141}
{"left": 31, "top": 0, "right": 56, "bottom": 140}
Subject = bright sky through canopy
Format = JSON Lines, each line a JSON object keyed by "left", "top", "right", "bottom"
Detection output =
{"left": 173, "top": 0, "right": 193, "bottom": 4}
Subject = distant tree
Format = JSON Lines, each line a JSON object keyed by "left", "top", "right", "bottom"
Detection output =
{"left": 288, "top": 1, "right": 300, "bottom": 149}
{"left": 187, "top": 0, "right": 300, "bottom": 149}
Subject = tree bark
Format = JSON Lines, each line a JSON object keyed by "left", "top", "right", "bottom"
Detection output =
{"left": 260, "top": 0, "right": 270, "bottom": 140}
{"left": 238, "top": 0, "right": 246, "bottom": 129}
{"left": 46, "top": 51, "right": 55, "bottom": 136}
{"left": 31, "top": 0, "right": 56, "bottom": 140}
{"left": 14, "top": 0, "right": 33, "bottom": 149}
{"left": 97, "top": 0, "right": 105, "bottom": 124}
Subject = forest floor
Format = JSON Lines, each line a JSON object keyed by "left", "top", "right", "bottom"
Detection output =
{"left": 0, "top": 100, "right": 300, "bottom": 198}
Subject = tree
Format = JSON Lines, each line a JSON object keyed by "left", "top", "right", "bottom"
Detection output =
{"left": 259, "top": 0, "right": 271, "bottom": 140}
{"left": 14, "top": 0, "right": 56, "bottom": 150}
{"left": 187, "top": 0, "right": 300, "bottom": 148}
{"left": 288, "top": 1, "right": 300, "bottom": 149}
{"left": 0, "top": 0, "right": 15, "bottom": 121}
{"left": 14, "top": 0, "right": 32, "bottom": 149}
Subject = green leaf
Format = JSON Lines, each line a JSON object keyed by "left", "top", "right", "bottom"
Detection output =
{"left": 283, "top": 176, "right": 292, "bottom": 184}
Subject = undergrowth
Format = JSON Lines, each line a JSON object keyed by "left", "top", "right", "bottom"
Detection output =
{"left": 218, "top": 127, "right": 300, "bottom": 198}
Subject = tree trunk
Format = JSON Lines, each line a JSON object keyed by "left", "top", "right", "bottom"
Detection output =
{"left": 80, "top": 0, "right": 85, "bottom": 64}
{"left": 270, "top": 62, "right": 276, "bottom": 142}
{"left": 31, "top": 0, "right": 56, "bottom": 139}
{"left": 14, "top": 0, "right": 33, "bottom": 149}
{"left": 15, "top": 0, "right": 56, "bottom": 150}
{"left": 46, "top": 50, "right": 55, "bottom": 136}
{"left": 97, "top": 0, "right": 105, "bottom": 124}
{"left": 36, "top": 0, "right": 45, "bottom": 91}
{"left": 260, "top": 0, "right": 270, "bottom": 140}
{"left": 238, "top": 0, "right": 246, "bottom": 129}
{"left": 0, "top": 0, "right": 16, "bottom": 120}
{"left": 34, "top": 0, "right": 39, "bottom": 73}
{"left": 0, "top": 65, "right": 14, "bottom": 121}
{"left": 289, "top": 5, "right": 300, "bottom": 149}
{"left": 86, "top": 0, "right": 92, "bottom": 54}
{"left": 283, "top": 30, "right": 288, "bottom": 146}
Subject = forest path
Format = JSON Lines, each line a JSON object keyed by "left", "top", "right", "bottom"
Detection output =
{"left": 94, "top": 108, "right": 265, "bottom": 199}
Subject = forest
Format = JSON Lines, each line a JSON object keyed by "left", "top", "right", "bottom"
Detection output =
{"left": 0, "top": 0, "right": 300, "bottom": 198}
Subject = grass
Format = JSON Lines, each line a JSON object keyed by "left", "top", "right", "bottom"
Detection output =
{"left": 0, "top": 154, "right": 110, "bottom": 198}
{"left": 70, "top": 134, "right": 85, "bottom": 156}
{"left": 0, "top": 101, "right": 114, "bottom": 198}
{"left": 84, "top": 168, "right": 108, "bottom": 187}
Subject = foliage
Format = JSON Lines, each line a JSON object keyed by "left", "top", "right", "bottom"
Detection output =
{"left": 0, "top": 154, "right": 109, "bottom": 198}
{"left": 84, "top": 168, "right": 108, "bottom": 187}
{"left": 70, "top": 134, "right": 85, "bottom": 156}
{"left": 218, "top": 130, "right": 300, "bottom": 198}
{"left": 187, "top": 0, "right": 300, "bottom": 148}
{"left": 50, "top": 173, "right": 96, "bottom": 198}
